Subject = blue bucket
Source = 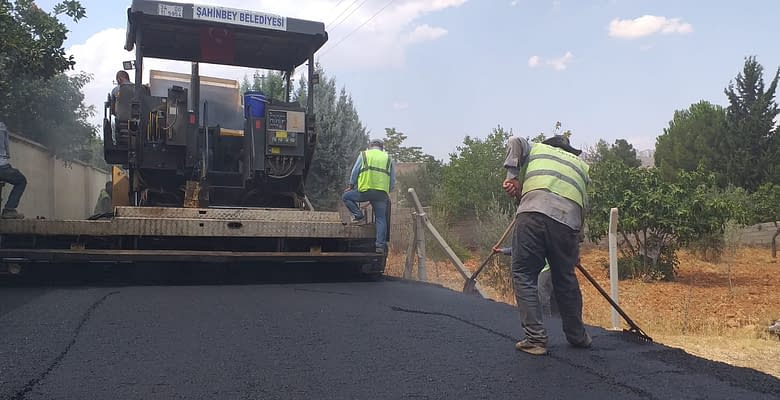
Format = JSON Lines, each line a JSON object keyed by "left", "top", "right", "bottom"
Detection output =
{"left": 244, "top": 91, "right": 268, "bottom": 118}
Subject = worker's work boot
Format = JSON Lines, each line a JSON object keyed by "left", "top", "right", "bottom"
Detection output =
{"left": 515, "top": 339, "right": 547, "bottom": 355}
{"left": 570, "top": 332, "right": 592, "bottom": 349}
{"left": 1, "top": 208, "right": 24, "bottom": 219}
{"left": 350, "top": 215, "right": 365, "bottom": 224}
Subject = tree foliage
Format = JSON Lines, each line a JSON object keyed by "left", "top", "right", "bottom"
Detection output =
{"left": 583, "top": 138, "right": 641, "bottom": 167}
{"left": 381, "top": 128, "right": 442, "bottom": 206}
{"left": 1, "top": 72, "right": 101, "bottom": 164}
{"left": 746, "top": 183, "right": 780, "bottom": 257}
{"left": 396, "top": 156, "right": 443, "bottom": 207}
{"left": 439, "top": 126, "right": 515, "bottom": 218}
{"left": 292, "top": 65, "right": 368, "bottom": 210}
{"left": 0, "top": 1, "right": 102, "bottom": 165}
{"left": 722, "top": 56, "right": 780, "bottom": 191}
{"left": 241, "top": 70, "right": 289, "bottom": 102}
{"left": 655, "top": 101, "right": 728, "bottom": 181}
{"left": 383, "top": 127, "right": 427, "bottom": 162}
{"left": 0, "top": 0, "right": 85, "bottom": 89}
{"left": 588, "top": 160, "right": 731, "bottom": 280}
{"left": 530, "top": 121, "right": 572, "bottom": 143}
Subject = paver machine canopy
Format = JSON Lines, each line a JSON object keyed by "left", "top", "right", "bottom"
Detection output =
{"left": 104, "top": 0, "right": 329, "bottom": 209}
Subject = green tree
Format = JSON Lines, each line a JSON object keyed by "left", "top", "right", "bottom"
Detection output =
{"left": 583, "top": 138, "right": 641, "bottom": 167}
{"left": 439, "top": 126, "right": 515, "bottom": 218}
{"left": 0, "top": 0, "right": 86, "bottom": 93}
{"left": 530, "top": 120, "right": 572, "bottom": 143}
{"left": 241, "top": 70, "right": 289, "bottom": 102}
{"left": 655, "top": 101, "right": 728, "bottom": 181}
{"left": 746, "top": 183, "right": 780, "bottom": 258}
{"left": 396, "top": 156, "right": 443, "bottom": 207}
{"left": 722, "top": 56, "right": 780, "bottom": 191}
{"left": 293, "top": 65, "right": 368, "bottom": 210}
{"left": 606, "top": 139, "right": 641, "bottom": 168}
{"left": 0, "top": 1, "right": 102, "bottom": 165}
{"left": 383, "top": 127, "right": 427, "bottom": 162}
{"left": 587, "top": 161, "right": 731, "bottom": 280}
{"left": 2, "top": 72, "right": 102, "bottom": 165}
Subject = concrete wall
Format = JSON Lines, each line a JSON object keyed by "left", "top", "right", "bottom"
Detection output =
{"left": 740, "top": 221, "right": 780, "bottom": 246}
{"left": 1, "top": 133, "right": 109, "bottom": 219}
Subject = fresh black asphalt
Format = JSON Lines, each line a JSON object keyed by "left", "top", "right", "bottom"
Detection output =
{"left": 1, "top": 273, "right": 778, "bottom": 400}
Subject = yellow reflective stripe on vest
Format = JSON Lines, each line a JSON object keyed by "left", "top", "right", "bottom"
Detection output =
{"left": 357, "top": 148, "right": 391, "bottom": 192}
{"left": 521, "top": 143, "right": 589, "bottom": 207}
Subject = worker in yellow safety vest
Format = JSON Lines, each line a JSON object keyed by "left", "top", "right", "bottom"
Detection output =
{"left": 502, "top": 134, "right": 592, "bottom": 356}
{"left": 342, "top": 138, "right": 396, "bottom": 254}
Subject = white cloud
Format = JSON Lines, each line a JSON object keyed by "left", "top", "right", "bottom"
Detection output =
{"left": 510, "top": 0, "right": 520, "bottom": 6}
{"left": 527, "top": 52, "right": 573, "bottom": 71}
{"left": 547, "top": 51, "right": 573, "bottom": 70}
{"left": 406, "top": 24, "right": 448, "bottom": 44}
{"left": 393, "top": 101, "right": 409, "bottom": 110}
{"left": 68, "top": 28, "right": 268, "bottom": 128}
{"left": 67, "top": 1, "right": 466, "bottom": 127}
{"left": 608, "top": 15, "right": 693, "bottom": 39}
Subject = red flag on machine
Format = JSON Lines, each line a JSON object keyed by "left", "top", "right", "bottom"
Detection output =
{"left": 200, "top": 27, "right": 235, "bottom": 64}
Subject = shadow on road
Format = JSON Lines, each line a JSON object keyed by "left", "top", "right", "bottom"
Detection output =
{"left": 0, "top": 262, "right": 378, "bottom": 288}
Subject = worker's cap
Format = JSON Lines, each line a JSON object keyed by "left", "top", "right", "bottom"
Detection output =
{"left": 369, "top": 138, "right": 384, "bottom": 148}
{"left": 542, "top": 135, "right": 582, "bottom": 156}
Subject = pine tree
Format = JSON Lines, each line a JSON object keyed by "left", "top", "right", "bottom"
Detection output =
{"left": 293, "top": 65, "right": 368, "bottom": 210}
{"left": 723, "top": 56, "right": 780, "bottom": 191}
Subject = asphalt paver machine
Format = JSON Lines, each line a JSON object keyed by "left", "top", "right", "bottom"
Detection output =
{"left": 0, "top": 1, "right": 386, "bottom": 277}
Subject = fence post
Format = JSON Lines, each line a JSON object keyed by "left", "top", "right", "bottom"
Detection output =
{"left": 609, "top": 207, "right": 620, "bottom": 330}
{"left": 406, "top": 188, "right": 486, "bottom": 297}
{"left": 416, "top": 214, "right": 427, "bottom": 281}
{"left": 403, "top": 212, "right": 418, "bottom": 279}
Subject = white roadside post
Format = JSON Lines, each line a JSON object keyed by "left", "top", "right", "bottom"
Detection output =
{"left": 608, "top": 207, "right": 620, "bottom": 330}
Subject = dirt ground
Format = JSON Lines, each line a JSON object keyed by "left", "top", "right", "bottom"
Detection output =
{"left": 385, "top": 246, "right": 780, "bottom": 378}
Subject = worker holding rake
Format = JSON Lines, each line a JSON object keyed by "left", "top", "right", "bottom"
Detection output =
{"left": 502, "top": 135, "right": 592, "bottom": 356}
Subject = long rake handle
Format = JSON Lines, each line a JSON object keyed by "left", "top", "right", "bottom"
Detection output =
{"left": 576, "top": 262, "right": 652, "bottom": 341}
{"left": 468, "top": 217, "right": 517, "bottom": 280}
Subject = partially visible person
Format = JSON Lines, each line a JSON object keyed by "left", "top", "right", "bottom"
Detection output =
{"left": 342, "top": 139, "right": 396, "bottom": 254}
{"left": 0, "top": 121, "right": 26, "bottom": 219}
{"left": 492, "top": 246, "right": 558, "bottom": 317}
{"left": 94, "top": 181, "right": 113, "bottom": 215}
{"left": 110, "top": 70, "right": 133, "bottom": 116}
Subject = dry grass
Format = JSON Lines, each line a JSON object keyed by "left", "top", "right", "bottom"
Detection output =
{"left": 386, "top": 245, "right": 780, "bottom": 378}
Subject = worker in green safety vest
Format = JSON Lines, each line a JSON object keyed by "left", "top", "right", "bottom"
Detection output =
{"left": 343, "top": 138, "right": 396, "bottom": 254}
{"left": 492, "top": 247, "right": 558, "bottom": 317}
{"left": 502, "top": 134, "right": 592, "bottom": 356}
{"left": 93, "top": 181, "right": 113, "bottom": 215}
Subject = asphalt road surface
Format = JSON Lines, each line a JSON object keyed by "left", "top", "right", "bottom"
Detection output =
{"left": 1, "top": 269, "right": 779, "bottom": 400}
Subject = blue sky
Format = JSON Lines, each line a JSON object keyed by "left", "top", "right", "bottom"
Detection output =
{"left": 43, "top": 0, "right": 780, "bottom": 161}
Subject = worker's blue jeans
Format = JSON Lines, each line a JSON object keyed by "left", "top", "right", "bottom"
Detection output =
{"left": 0, "top": 164, "right": 26, "bottom": 210}
{"left": 342, "top": 189, "right": 388, "bottom": 249}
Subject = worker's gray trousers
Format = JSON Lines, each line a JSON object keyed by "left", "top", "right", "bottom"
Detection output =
{"left": 538, "top": 269, "right": 558, "bottom": 317}
{"left": 511, "top": 212, "right": 588, "bottom": 347}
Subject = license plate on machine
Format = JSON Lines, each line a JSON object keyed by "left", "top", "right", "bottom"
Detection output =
{"left": 158, "top": 4, "right": 184, "bottom": 18}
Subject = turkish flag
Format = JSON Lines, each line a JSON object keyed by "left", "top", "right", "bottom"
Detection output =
{"left": 200, "top": 27, "right": 235, "bottom": 64}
